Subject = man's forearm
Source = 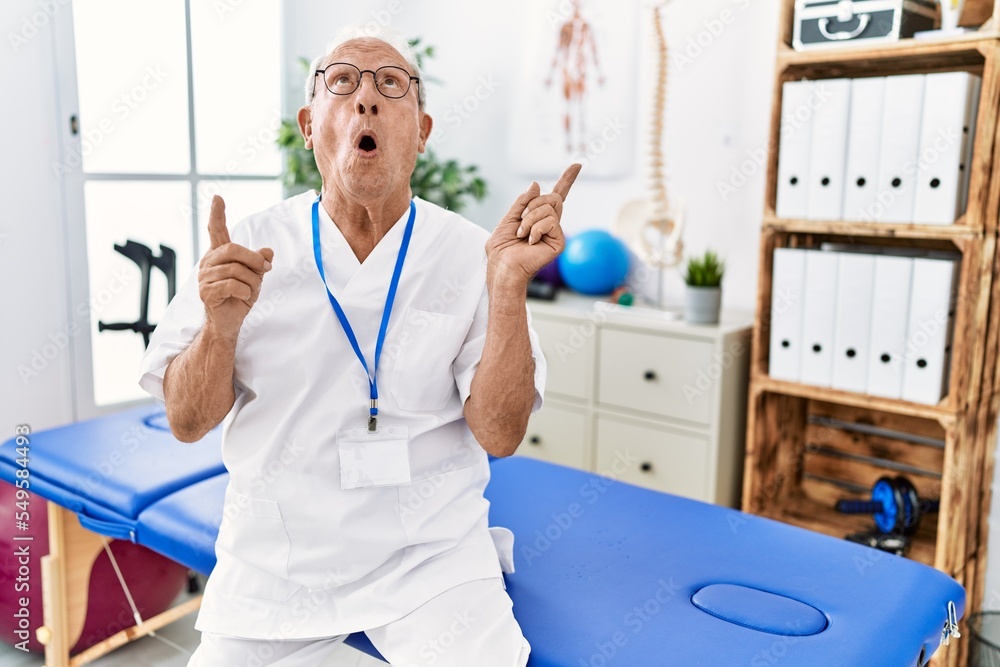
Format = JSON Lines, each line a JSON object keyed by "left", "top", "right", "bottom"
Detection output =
{"left": 465, "top": 282, "right": 536, "bottom": 457}
{"left": 162, "top": 322, "right": 239, "bottom": 443}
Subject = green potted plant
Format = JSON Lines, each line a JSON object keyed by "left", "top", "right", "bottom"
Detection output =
{"left": 277, "top": 43, "right": 487, "bottom": 213}
{"left": 682, "top": 250, "right": 725, "bottom": 324}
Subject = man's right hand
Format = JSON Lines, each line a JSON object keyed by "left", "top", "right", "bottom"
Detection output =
{"left": 198, "top": 195, "right": 274, "bottom": 338}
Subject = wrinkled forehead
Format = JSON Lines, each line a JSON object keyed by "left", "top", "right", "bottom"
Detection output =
{"left": 325, "top": 37, "right": 412, "bottom": 74}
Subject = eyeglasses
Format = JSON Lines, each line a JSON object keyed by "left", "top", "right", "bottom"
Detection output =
{"left": 313, "top": 62, "right": 420, "bottom": 100}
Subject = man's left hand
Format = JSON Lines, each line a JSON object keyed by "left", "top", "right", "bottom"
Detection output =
{"left": 486, "top": 163, "right": 582, "bottom": 290}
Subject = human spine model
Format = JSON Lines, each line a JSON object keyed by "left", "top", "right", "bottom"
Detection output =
{"left": 645, "top": 3, "right": 683, "bottom": 268}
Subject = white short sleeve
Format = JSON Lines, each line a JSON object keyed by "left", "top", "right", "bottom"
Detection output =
{"left": 137, "top": 268, "right": 207, "bottom": 401}
{"left": 452, "top": 283, "right": 546, "bottom": 413}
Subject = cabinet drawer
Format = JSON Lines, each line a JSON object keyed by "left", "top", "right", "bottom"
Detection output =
{"left": 517, "top": 403, "right": 589, "bottom": 470}
{"left": 598, "top": 328, "right": 713, "bottom": 424}
{"left": 531, "top": 315, "right": 594, "bottom": 401}
{"left": 595, "top": 415, "right": 709, "bottom": 500}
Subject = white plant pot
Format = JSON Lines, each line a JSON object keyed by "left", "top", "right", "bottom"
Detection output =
{"left": 940, "top": 0, "right": 965, "bottom": 31}
{"left": 684, "top": 286, "right": 721, "bottom": 325}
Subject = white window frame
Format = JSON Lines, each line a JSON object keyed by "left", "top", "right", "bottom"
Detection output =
{"left": 52, "top": 0, "right": 284, "bottom": 420}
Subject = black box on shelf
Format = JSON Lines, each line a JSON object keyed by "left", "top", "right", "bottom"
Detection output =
{"left": 793, "top": 0, "right": 936, "bottom": 51}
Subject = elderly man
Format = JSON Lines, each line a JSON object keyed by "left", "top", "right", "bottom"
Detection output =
{"left": 138, "top": 23, "right": 579, "bottom": 667}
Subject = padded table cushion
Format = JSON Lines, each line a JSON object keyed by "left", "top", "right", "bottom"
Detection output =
{"left": 482, "top": 457, "right": 964, "bottom": 667}
{"left": 137, "top": 473, "right": 229, "bottom": 575}
{"left": 1, "top": 411, "right": 964, "bottom": 665}
{"left": 0, "top": 407, "right": 224, "bottom": 541}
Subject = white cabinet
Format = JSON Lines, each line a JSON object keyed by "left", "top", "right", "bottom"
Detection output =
{"left": 519, "top": 403, "right": 589, "bottom": 469}
{"left": 519, "top": 293, "right": 752, "bottom": 507}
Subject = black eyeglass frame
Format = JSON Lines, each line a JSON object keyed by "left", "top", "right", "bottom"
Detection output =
{"left": 313, "top": 62, "right": 421, "bottom": 100}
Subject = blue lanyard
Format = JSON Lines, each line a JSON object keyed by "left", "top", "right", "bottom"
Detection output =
{"left": 311, "top": 196, "right": 416, "bottom": 432}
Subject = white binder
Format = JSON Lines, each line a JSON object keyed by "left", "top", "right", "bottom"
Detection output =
{"left": 769, "top": 248, "right": 807, "bottom": 382}
{"left": 901, "top": 258, "right": 959, "bottom": 404}
{"left": 843, "top": 77, "right": 886, "bottom": 222}
{"left": 866, "top": 256, "right": 915, "bottom": 398}
{"left": 913, "top": 72, "right": 981, "bottom": 225}
{"left": 831, "top": 252, "right": 876, "bottom": 393}
{"left": 806, "top": 79, "right": 851, "bottom": 221}
{"left": 776, "top": 80, "right": 815, "bottom": 219}
{"left": 874, "top": 75, "right": 926, "bottom": 223}
{"left": 799, "top": 250, "right": 839, "bottom": 387}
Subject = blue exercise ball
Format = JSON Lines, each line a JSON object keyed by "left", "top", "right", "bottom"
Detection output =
{"left": 558, "top": 230, "right": 630, "bottom": 296}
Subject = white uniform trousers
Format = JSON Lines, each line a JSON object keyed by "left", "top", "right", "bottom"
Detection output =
{"left": 186, "top": 577, "right": 530, "bottom": 667}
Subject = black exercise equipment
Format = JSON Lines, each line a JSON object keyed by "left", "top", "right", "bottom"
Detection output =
{"left": 845, "top": 530, "right": 911, "bottom": 556}
{"left": 835, "top": 476, "right": 940, "bottom": 536}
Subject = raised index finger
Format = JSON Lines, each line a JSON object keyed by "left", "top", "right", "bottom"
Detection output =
{"left": 208, "top": 195, "right": 231, "bottom": 250}
{"left": 551, "top": 163, "right": 582, "bottom": 201}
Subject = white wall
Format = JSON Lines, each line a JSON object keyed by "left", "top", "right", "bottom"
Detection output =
{"left": 0, "top": 0, "right": 76, "bottom": 435}
{"left": 283, "top": 0, "right": 777, "bottom": 311}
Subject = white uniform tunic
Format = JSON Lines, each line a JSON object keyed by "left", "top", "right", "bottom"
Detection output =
{"left": 138, "top": 190, "right": 546, "bottom": 640}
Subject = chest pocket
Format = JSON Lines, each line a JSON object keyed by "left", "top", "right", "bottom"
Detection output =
{"left": 390, "top": 307, "right": 472, "bottom": 412}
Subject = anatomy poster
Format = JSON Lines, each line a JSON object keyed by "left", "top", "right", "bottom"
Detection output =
{"left": 508, "top": 0, "right": 637, "bottom": 179}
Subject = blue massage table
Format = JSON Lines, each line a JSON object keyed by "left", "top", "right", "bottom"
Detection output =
{"left": 0, "top": 407, "right": 965, "bottom": 666}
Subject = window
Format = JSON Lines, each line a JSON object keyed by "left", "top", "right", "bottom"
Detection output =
{"left": 69, "top": 0, "right": 283, "bottom": 408}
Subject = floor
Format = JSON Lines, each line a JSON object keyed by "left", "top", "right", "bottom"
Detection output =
{"left": 0, "top": 580, "right": 385, "bottom": 667}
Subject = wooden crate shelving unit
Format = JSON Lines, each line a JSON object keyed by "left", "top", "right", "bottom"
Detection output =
{"left": 742, "top": 2, "right": 1000, "bottom": 665}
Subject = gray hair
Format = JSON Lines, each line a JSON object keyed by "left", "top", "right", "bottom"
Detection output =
{"left": 304, "top": 24, "right": 425, "bottom": 109}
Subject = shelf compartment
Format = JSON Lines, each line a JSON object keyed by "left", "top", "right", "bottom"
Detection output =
{"left": 748, "top": 230, "right": 992, "bottom": 419}
{"left": 759, "top": 492, "right": 938, "bottom": 567}
{"left": 743, "top": 393, "right": 950, "bottom": 569}
{"left": 763, "top": 42, "right": 1000, "bottom": 236}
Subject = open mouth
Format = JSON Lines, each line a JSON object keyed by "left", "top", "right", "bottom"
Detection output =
{"left": 358, "top": 134, "right": 377, "bottom": 152}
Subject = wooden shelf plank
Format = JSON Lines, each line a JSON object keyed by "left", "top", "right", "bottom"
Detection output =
{"left": 751, "top": 375, "right": 958, "bottom": 424}
{"left": 762, "top": 215, "right": 981, "bottom": 241}
{"left": 759, "top": 493, "right": 937, "bottom": 567}
{"left": 776, "top": 33, "right": 999, "bottom": 68}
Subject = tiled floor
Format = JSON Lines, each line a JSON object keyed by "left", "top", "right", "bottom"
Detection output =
{"left": 0, "top": 584, "right": 385, "bottom": 667}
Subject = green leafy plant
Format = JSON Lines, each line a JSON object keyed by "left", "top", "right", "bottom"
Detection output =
{"left": 276, "top": 43, "right": 487, "bottom": 212}
{"left": 683, "top": 250, "right": 725, "bottom": 288}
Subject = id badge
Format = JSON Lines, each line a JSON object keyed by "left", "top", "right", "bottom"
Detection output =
{"left": 337, "top": 425, "right": 411, "bottom": 490}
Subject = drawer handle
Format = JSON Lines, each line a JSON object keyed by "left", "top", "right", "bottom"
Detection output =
{"left": 529, "top": 436, "right": 541, "bottom": 445}
{"left": 643, "top": 370, "right": 657, "bottom": 381}
{"left": 640, "top": 462, "right": 653, "bottom": 473}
